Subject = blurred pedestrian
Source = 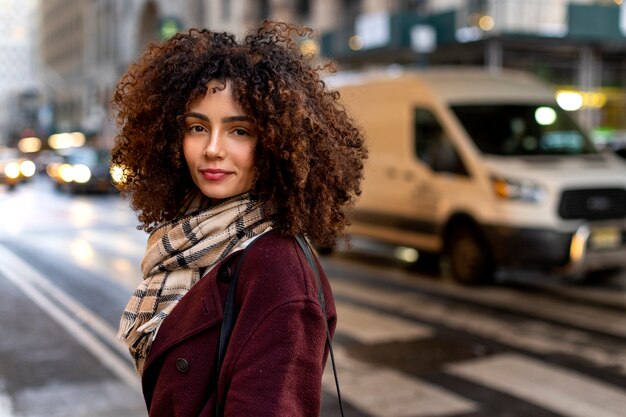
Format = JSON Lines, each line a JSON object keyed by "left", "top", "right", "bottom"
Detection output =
{"left": 111, "top": 20, "right": 366, "bottom": 417}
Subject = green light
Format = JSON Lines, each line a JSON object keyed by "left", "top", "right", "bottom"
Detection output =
{"left": 160, "top": 18, "right": 180, "bottom": 40}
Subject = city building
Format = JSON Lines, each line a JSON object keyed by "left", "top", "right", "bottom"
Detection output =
{"left": 34, "top": 0, "right": 626, "bottom": 148}
{"left": 0, "top": 0, "right": 40, "bottom": 146}
{"left": 320, "top": 0, "right": 626, "bottom": 137}
{"left": 39, "top": 0, "right": 90, "bottom": 134}
{"left": 41, "top": 0, "right": 204, "bottom": 147}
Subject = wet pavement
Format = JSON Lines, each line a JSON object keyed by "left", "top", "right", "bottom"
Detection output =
{"left": 1, "top": 178, "right": 626, "bottom": 417}
{"left": 0, "top": 257, "right": 145, "bottom": 417}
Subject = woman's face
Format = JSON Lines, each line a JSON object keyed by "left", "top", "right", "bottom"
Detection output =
{"left": 182, "top": 80, "right": 258, "bottom": 203}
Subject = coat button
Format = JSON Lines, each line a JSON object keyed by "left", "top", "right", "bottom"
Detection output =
{"left": 219, "top": 266, "right": 232, "bottom": 282}
{"left": 176, "top": 358, "right": 189, "bottom": 373}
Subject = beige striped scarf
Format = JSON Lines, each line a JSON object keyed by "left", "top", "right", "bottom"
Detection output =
{"left": 118, "top": 192, "right": 275, "bottom": 373}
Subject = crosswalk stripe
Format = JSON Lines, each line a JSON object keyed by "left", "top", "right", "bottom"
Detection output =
{"left": 448, "top": 287, "right": 626, "bottom": 338}
{"left": 323, "top": 348, "right": 477, "bottom": 417}
{"left": 326, "top": 256, "right": 626, "bottom": 336}
{"left": 504, "top": 276, "right": 626, "bottom": 309}
{"left": 330, "top": 279, "right": 626, "bottom": 375}
{"left": 448, "top": 353, "right": 626, "bottom": 417}
{"left": 335, "top": 301, "right": 432, "bottom": 344}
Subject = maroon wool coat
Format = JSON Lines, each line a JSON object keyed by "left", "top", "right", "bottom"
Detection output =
{"left": 141, "top": 230, "right": 337, "bottom": 417}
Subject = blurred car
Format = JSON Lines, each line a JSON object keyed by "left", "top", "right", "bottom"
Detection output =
{"left": 34, "top": 149, "right": 64, "bottom": 175}
{"left": 47, "top": 147, "right": 116, "bottom": 193}
{"left": 0, "top": 147, "right": 36, "bottom": 191}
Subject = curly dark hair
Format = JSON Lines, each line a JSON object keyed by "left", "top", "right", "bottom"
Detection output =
{"left": 111, "top": 21, "right": 367, "bottom": 248}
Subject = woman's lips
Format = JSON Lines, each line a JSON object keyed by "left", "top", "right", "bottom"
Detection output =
{"left": 200, "top": 168, "right": 231, "bottom": 180}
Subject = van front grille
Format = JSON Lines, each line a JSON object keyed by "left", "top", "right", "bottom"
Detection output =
{"left": 558, "top": 188, "right": 626, "bottom": 220}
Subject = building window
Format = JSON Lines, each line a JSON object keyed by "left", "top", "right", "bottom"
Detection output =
{"left": 259, "top": 0, "right": 269, "bottom": 20}
{"left": 342, "top": 0, "right": 361, "bottom": 32}
{"left": 222, "top": 0, "right": 230, "bottom": 20}
{"left": 139, "top": 1, "right": 159, "bottom": 49}
{"left": 343, "top": 0, "right": 360, "bottom": 16}
{"left": 466, "top": 0, "right": 487, "bottom": 26}
{"left": 296, "top": 0, "right": 310, "bottom": 20}
{"left": 467, "top": 0, "right": 487, "bottom": 14}
{"left": 398, "top": 0, "right": 427, "bottom": 12}
{"left": 195, "top": 0, "right": 205, "bottom": 26}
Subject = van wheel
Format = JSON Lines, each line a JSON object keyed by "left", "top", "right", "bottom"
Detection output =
{"left": 447, "top": 225, "right": 494, "bottom": 285}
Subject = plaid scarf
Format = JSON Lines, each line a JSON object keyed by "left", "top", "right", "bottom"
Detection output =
{"left": 118, "top": 192, "right": 275, "bottom": 373}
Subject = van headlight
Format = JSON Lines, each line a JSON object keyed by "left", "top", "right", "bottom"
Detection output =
{"left": 491, "top": 175, "right": 546, "bottom": 203}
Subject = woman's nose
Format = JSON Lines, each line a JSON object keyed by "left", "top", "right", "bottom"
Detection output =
{"left": 203, "top": 132, "right": 225, "bottom": 159}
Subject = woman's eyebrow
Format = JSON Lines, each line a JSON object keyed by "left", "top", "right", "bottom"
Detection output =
{"left": 222, "top": 115, "right": 252, "bottom": 123}
{"left": 184, "top": 112, "right": 209, "bottom": 121}
{"left": 183, "top": 113, "right": 252, "bottom": 124}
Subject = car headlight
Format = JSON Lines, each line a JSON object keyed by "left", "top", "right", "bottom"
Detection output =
{"left": 491, "top": 175, "right": 546, "bottom": 203}
{"left": 58, "top": 163, "right": 74, "bottom": 182}
{"left": 46, "top": 162, "right": 60, "bottom": 178}
{"left": 72, "top": 164, "right": 92, "bottom": 183}
{"left": 19, "top": 160, "right": 36, "bottom": 177}
{"left": 4, "top": 162, "right": 20, "bottom": 179}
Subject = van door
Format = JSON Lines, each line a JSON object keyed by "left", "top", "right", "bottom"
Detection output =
{"left": 349, "top": 92, "right": 425, "bottom": 247}
{"left": 412, "top": 107, "right": 472, "bottom": 244}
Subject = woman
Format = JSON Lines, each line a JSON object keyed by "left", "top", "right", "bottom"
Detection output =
{"left": 111, "top": 21, "right": 366, "bottom": 416}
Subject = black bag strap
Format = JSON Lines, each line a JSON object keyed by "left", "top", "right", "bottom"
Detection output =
{"left": 216, "top": 235, "right": 344, "bottom": 417}
{"left": 295, "top": 235, "right": 345, "bottom": 417}
{"left": 215, "top": 237, "right": 256, "bottom": 417}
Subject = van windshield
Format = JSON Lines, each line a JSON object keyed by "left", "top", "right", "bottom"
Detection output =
{"left": 451, "top": 104, "right": 597, "bottom": 156}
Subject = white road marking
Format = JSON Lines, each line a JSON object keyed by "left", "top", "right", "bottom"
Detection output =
{"left": 331, "top": 279, "right": 626, "bottom": 374}
{"left": 448, "top": 286, "right": 626, "bottom": 338}
{"left": 448, "top": 353, "right": 626, "bottom": 417}
{"left": 328, "top": 256, "right": 626, "bottom": 336}
{"left": 323, "top": 348, "right": 477, "bottom": 417}
{"left": 0, "top": 245, "right": 141, "bottom": 393}
{"left": 335, "top": 301, "right": 433, "bottom": 344}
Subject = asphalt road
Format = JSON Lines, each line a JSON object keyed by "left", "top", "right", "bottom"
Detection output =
{"left": 0, "top": 177, "right": 625, "bottom": 417}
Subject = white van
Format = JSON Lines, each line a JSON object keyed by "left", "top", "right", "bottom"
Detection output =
{"left": 331, "top": 68, "right": 626, "bottom": 284}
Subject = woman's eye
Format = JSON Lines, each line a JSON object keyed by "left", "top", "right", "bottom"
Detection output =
{"left": 233, "top": 128, "right": 249, "bottom": 136}
{"left": 189, "top": 125, "right": 206, "bottom": 133}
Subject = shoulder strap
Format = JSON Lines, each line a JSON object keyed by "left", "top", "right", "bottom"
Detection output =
{"left": 295, "top": 235, "right": 345, "bottom": 417}
{"left": 216, "top": 235, "right": 345, "bottom": 417}
{"left": 215, "top": 237, "right": 258, "bottom": 417}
